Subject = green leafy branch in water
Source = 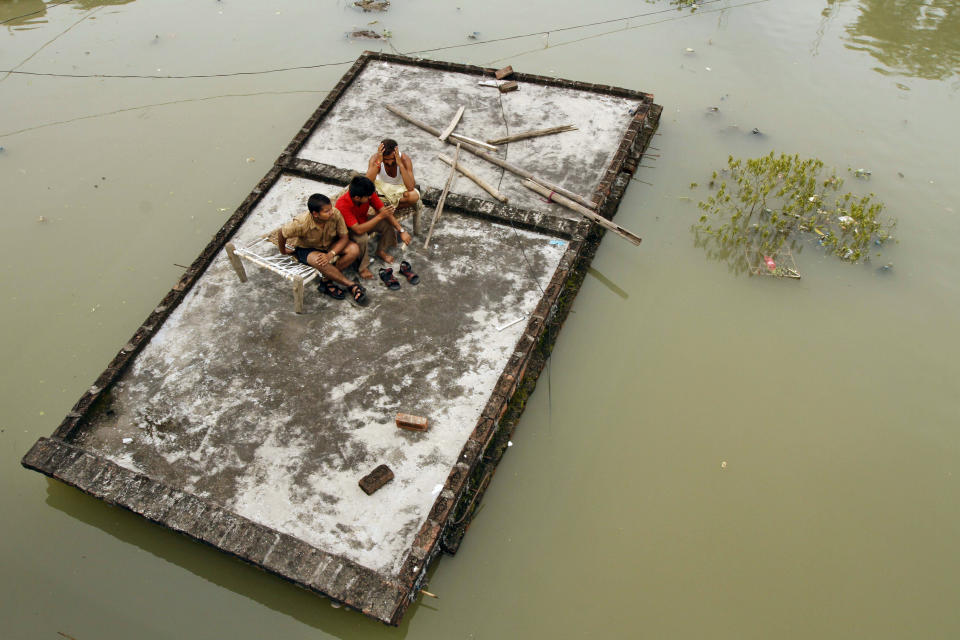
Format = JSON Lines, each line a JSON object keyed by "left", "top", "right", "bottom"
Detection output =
{"left": 692, "top": 152, "right": 896, "bottom": 269}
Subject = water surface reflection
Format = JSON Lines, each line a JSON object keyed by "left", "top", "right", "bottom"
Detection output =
{"left": 844, "top": 0, "right": 960, "bottom": 80}
{"left": 2, "top": 0, "right": 134, "bottom": 30}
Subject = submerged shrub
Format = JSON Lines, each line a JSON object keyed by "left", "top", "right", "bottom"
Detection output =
{"left": 692, "top": 152, "right": 896, "bottom": 269}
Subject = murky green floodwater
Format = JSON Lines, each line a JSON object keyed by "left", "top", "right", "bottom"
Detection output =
{"left": 2, "top": 1, "right": 958, "bottom": 638}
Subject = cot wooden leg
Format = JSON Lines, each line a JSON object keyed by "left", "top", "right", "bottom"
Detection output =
{"left": 293, "top": 275, "right": 305, "bottom": 314}
{"left": 225, "top": 242, "right": 247, "bottom": 282}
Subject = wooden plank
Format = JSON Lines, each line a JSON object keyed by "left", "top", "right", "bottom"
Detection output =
{"left": 494, "top": 65, "right": 513, "bottom": 80}
{"left": 423, "top": 143, "right": 460, "bottom": 249}
{"left": 385, "top": 105, "right": 597, "bottom": 209}
{"left": 436, "top": 154, "right": 508, "bottom": 203}
{"left": 438, "top": 105, "right": 465, "bottom": 142}
{"left": 486, "top": 124, "right": 577, "bottom": 146}
{"left": 359, "top": 464, "right": 394, "bottom": 495}
{"left": 498, "top": 81, "right": 518, "bottom": 93}
{"left": 522, "top": 179, "right": 642, "bottom": 247}
{"left": 225, "top": 242, "right": 248, "bottom": 282}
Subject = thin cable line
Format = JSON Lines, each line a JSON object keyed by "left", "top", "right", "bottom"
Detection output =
{"left": 484, "top": 0, "right": 770, "bottom": 66}
{"left": 1, "top": 4, "right": 101, "bottom": 83}
{"left": 0, "top": 89, "right": 329, "bottom": 138}
{"left": 1, "top": 0, "right": 74, "bottom": 25}
{"left": 0, "top": 1, "right": 728, "bottom": 80}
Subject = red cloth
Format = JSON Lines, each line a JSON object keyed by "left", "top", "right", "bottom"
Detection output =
{"left": 335, "top": 191, "right": 383, "bottom": 228}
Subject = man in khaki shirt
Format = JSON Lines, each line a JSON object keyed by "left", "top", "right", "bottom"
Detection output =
{"left": 270, "top": 193, "right": 368, "bottom": 305}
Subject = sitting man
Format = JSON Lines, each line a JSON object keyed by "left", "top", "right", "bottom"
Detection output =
{"left": 365, "top": 138, "right": 420, "bottom": 209}
{"left": 335, "top": 176, "right": 411, "bottom": 278}
{"left": 270, "top": 193, "right": 368, "bottom": 305}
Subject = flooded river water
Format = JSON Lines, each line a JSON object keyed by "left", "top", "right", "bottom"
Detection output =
{"left": 2, "top": 0, "right": 958, "bottom": 637}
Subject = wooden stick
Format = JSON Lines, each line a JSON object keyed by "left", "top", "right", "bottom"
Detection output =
{"left": 225, "top": 242, "right": 247, "bottom": 282}
{"left": 420, "top": 589, "right": 439, "bottom": 599}
{"left": 448, "top": 132, "right": 498, "bottom": 152}
{"left": 423, "top": 143, "right": 460, "bottom": 249}
{"left": 438, "top": 105, "right": 465, "bottom": 142}
{"left": 522, "top": 179, "right": 642, "bottom": 247}
{"left": 436, "top": 154, "right": 508, "bottom": 203}
{"left": 293, "top": 275, "right": 305, "bottom": 314}
{"left": 486, "top": 124, "right": 577, "bottom": 146}
{"left": 385, "top": 105, "right": 596, "bottom": 209}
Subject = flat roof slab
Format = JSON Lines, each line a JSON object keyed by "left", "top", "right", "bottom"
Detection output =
{"left": 24, "top": 52, "right": 660, "bottom": 625}
{"left": 297, "top": 60, "right": 642, "bottom": 215}
{"left": 70, "top": 173, "right": 566, "bottom": 575}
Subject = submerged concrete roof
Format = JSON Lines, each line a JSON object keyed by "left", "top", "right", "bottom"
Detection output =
{"left": 23, "top": 52, "right": 661, "bottom": 624}
{"left": 71, "top": 173, "right": 566, "bottom": 575}
{"left": 297, "top": 59, "right": 643, "bottom": 215}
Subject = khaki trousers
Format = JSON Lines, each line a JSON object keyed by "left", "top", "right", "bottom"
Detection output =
{"left": 351, "top": 217, "right": 397, "bottom": 272}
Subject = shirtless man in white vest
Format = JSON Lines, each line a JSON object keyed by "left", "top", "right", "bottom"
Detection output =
{"left": 365, "top": 138, "right": 420, "bottom": 209}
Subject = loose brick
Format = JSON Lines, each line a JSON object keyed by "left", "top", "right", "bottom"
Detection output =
{"left": 359, "top": 464, "right": 394, "bottom": 495}
{"left": 396, "top": 413, "right": 429, "bottom": 431}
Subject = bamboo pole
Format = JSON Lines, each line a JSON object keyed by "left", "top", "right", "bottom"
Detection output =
{"left": 447, "top": 132, "right": 498, "bottom": 152}
{"left": 522, "top": 179, "right": 642, "bottom": 247}
{"left": 423, "top": 143, "right": 460, "bottom": 249}
{"left": 437, "top": 154, "right": 508, "bottom": 203}
{"left": 486, "top": 124, "right": 577, "bottom": 146}
{"left": 438, "top": 105, "right": 465, "bottom": 142}
{"left": 385, "top": 105, "right": 597, "bottom": 209}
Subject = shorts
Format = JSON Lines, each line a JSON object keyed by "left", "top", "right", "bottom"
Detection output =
{"left": 293, "top": 246, "right": 324, "bottom": 265}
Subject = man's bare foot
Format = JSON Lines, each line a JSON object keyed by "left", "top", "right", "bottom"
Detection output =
{"left": 359, "top": 268, "right": 374, "bottom": 279}
{"left": 377, "top": 250, "right": 395, "bottom": 264}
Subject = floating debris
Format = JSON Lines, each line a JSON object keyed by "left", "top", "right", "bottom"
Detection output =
{"left": 721, "top": 461, "right": 727, "bottom": 469}
{"left": 878, "top": 262, "right": 893, "bottom": 273}
{"left": 751, "top": 127, "right": 762, "bottom": 135}
{"left": 853, "top": 168, "right": 872, "bottom": 178}
{"left": 354, "top": 0, "right": 390, "bottom": 11}
{"left": 706, "top": 106, "right": 719, "bottom": 113}
{"left": 467, "top": 31, "right": 480, "bottom": 40}
{"left": 36, "top": 216, "right": 47, "bottom": 223}
{"left": 684, "top": 47, "right": 695, "bottom": 54}
{"left": 347, "top": 29, "right": 387, "bottom": 39}
{"left": 745, "top": 246, "right": 801, "bottom": 279}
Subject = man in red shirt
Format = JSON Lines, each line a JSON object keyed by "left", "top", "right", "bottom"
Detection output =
{"left": 336, "top": 176, "right": 412, "bottom": 279}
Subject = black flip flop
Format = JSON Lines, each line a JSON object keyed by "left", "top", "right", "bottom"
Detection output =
{"left": 318, "top": 280, "right": 345, "bottom": 300}
{"left": 347, "top": 282, "right": 369, "bottom": 306}
{"left": 379, "top": 267, "right": 401, "bottom": 290}
{"left": 398, "top": 260, "right": 419, "bottom": 285}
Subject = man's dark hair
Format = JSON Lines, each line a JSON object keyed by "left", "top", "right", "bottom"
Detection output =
{"left": 381, "top": 138, "right": 398, "bottom": 155}
{"left": 348, "top": 176, "right": 376, "bottom": 198}
{"left": 307, "top": 193, "right": 331, "bottom": 212}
